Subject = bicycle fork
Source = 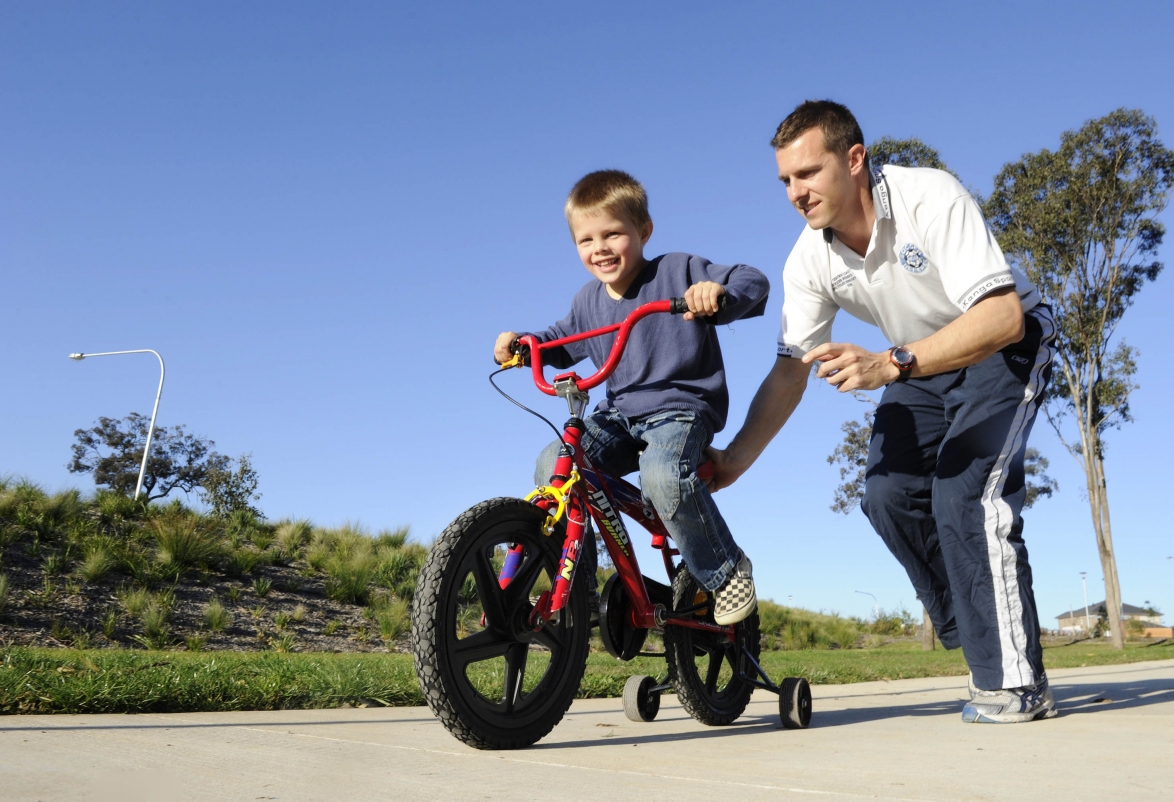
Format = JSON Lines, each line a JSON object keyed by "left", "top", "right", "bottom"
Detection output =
{"left": 500, "top": 422, "right": 590, "bottom": 628}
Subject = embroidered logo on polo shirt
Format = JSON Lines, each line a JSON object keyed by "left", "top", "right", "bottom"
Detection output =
{"left": 899, "top": 244, "right": 928, "bottom": 274}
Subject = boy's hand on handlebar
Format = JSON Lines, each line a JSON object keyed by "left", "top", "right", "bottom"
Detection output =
{"left": 683, "top": 282, "right": 725, "bottom": 321}
{"left": 494, "top": 331, "right": 520, "bottom": 365}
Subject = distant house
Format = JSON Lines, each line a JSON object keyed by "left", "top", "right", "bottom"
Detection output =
{"left": 1055, "top": 602, "right": 1166, "bottom": 635}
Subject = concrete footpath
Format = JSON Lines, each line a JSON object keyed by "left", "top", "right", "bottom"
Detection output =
{"left": 2, "top": 659, "right": 1171, "bottom": 802}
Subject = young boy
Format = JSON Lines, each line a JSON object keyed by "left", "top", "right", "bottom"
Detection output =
{"left": 493, "top": 169, "right": 769, "bottom": 625}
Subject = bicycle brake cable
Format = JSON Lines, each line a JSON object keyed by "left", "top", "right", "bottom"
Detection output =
{"left": 488, "top": 368, "right": 567, "bottom": 447}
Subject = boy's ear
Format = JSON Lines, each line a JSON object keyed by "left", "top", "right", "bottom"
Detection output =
{"left": 640, "top": 220, "right": 654, "bottom": 244}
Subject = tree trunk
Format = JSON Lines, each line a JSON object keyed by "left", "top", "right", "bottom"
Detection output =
{"left": 921, "top": 607, "right": 935, "bottom": 651}
{"left": 1082, "top": 441, "right": 1125, "bottom": 650}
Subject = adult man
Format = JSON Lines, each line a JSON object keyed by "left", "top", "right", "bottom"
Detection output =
{"left": 710, "top": 100, "right": 1057, "bottom": 723}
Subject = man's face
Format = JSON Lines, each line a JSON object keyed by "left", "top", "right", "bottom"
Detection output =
{"left": 569, "top": 210, "right": 652, "bottom": 297}
{"left": 774, "top": 128, "right": 860, "bottom": 231}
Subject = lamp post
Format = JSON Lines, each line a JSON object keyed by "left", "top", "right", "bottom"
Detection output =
{"left": 1080, "top": 571, "right": 1091, "bottom": 634}
{"left": 855, "top": 590, "right": 879, "bottom": 620}
{"left": 68, "top": 350, "right": 165, "bottom": 501}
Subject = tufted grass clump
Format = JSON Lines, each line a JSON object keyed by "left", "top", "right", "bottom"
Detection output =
{"left": 373, "top": 598, "right": 411, "bottom": 642}
{"left": 150, "top": 513, "right": 225, "bottom": 577}
{"left": 203, "top": 598, "right": 230, "bottom": 632}
{"left": 77, "top": 544, "right": 117, "bottom": 584}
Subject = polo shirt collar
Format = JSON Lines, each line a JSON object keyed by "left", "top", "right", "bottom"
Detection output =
{"left": 823, "top": 166, "right": 891, "bottom": 244}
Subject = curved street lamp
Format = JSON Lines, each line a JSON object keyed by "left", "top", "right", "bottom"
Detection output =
{"left": 68, "top": 349, "right": 165, "bottom": 501}
{"left": 855, "top": 590, "right": 879, "bottom": 620}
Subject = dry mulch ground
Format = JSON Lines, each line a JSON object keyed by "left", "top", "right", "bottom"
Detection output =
{"left": 0, "top": 544, "right": 409, "bottom": 654}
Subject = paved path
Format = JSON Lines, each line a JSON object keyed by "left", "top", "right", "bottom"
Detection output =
{"left": 2, "top": 659, "right": 1172, "bottom": 801}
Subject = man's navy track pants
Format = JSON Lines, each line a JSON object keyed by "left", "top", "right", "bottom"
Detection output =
{"left": 861, "top": 306, "right": 1056, "bottom": 691}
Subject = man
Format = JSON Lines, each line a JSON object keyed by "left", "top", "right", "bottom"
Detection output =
{"left": 710, "top": 100, "right": 1057, "bottom": 723}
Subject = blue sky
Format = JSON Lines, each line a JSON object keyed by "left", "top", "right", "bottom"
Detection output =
{"left": 3, "top": 1, "right": 1172, "bottom": 626}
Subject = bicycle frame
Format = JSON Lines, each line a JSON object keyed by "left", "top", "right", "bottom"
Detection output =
{"left": 498, "top": 299, "right": 735, "bottom": 643}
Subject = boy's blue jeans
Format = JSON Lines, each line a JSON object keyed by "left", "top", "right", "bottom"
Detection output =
{"left": 535, "top": 408, "right": 742, "bottom": 592}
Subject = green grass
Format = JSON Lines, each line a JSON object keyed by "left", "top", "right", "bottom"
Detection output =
{"left": 3, "top": 640, "right": 1171, "bottom": 715}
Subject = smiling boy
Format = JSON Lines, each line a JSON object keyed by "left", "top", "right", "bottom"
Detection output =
{"left": 494, "top": 169, "right": 769, "bottom": 625}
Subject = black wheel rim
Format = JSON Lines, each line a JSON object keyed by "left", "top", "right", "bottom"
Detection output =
{"left": 671, "top": 577, "right": 754, "bottom": 709}
{"left": 441, "top": 519, "right": 583, "bottom": 726}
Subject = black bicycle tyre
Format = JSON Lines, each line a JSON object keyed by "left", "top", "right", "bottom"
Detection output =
{"left": 779, "top": 677, "right": 813, "bottom": 729}
{"left": 663, "top": 565, "right": 759, "bottom": 726}
{"left": 411, "top": 497, "right": 591, "bottom": 749}
{"left": 622, "top": 674, "right": 661, "bottom": 722}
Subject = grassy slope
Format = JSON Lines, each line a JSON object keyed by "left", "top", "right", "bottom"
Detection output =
{"left": 4, "top": 640, "right": 1171, "bottom": 715}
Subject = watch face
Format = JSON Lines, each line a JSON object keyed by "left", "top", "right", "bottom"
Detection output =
{"left": 892, "top": 347, "right": 914, "bottom": 370}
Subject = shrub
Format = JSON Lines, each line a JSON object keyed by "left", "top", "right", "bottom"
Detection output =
{"left": 374, "top": 599, "right": 411, "bottom": 642}
{"left": 273, "top": 611, "right": 291, "bottom": 630}
{"left": 324, "top": 554, "right": 375, "bottom": 605}
{"left": 203, "top": 599, "right": 230, "bottom": 632}
{"left": 268, "top": 633, "right": 296, "bottom": 652}
{"left": 185, "top": 635, "right": 206, "bottom": 652}
{"left": 0, "top": 573, "right": 9, "bottom": 615}
{"left": 132, "top": 598, "right": 173, "bottom": 649}
{"left": 117, "top": 586, "right": 152, "bottom": 618}
{"left": 757, "top": 601, "right": 862, "bottom": 650}
{"left": 291, "top": 604, "right": 307, "bottom": 623}
{"left": 101, "top": 608, "right": 119, "bottom": 639}
{"left": 150, "top": 513, "right": 224, "bottom": 575}
{"left": 77, "top": 545, "right": 117, "bottom": 583}
{"left": 274, "top": 520, "right": 313, "bottom": 559}
{"left": 224, "top": 547, "right": 263, "bottom": 577}
{"left": 252, "top": 577, "right": 273, "bottom": 597}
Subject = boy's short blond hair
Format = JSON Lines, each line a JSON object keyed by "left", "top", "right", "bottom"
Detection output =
{"left": 564, "top": 169, "right": 651, "bottom": 229}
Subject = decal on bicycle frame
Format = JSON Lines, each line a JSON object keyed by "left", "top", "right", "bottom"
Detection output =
{"left": 580, "top": 468, "right": 633, "bottom": 558}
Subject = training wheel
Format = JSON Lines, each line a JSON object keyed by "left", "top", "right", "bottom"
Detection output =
{"left": 623, "top": 675, "right": 661, "bottom": 722}
{"left": 779, "top": 677, "right": 812, "bottom": 729}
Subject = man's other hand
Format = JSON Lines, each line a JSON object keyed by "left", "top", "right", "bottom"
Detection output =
{"left": 702, "top": 445, "right": 745, "bottom": 492}
{"left": 802, "top": 343, "right": 899, "bottom": 392}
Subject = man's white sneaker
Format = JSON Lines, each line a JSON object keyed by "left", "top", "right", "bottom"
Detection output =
{"left": 713, "top": 554, "right": 756, "bottom": 626}
{"left": 962, "top": 676, "right": 1057, "bottom": 723}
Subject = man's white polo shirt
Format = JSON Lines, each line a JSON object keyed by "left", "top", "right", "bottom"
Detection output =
{"left": 776, "top": 165, "right": 1040, "bottom": 357}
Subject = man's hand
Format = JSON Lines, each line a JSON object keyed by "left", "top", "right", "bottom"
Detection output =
{"left": 494, "top": 331, "right": 520, "bottom": 365}
{"left": 702, "top": 445, "right": 744, "bottom": 492}
{"left": 683, "top": 281, "right": 725, "bottom": 321}
{"left": 802, "top": 343, "right": 899, "bottom": 392}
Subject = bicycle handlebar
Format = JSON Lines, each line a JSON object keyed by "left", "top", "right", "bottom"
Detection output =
{"left": 516, "top": 297, "right": 707, "bottom": 396}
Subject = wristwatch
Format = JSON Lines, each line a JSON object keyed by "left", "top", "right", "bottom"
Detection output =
{"left": 889, "top": 346, "right": 915, "bottom": 382}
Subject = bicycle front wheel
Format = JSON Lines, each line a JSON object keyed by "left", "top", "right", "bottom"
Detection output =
{"left": 411, "top": 497, "right": 590, "bottom": 749}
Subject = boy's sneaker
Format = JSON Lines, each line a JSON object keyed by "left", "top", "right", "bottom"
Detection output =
{"left": 713, "top": 554, "right": 756, "bottom": 626}
{"left": 962, "top": 676, "right": 1057, "bottom": 723}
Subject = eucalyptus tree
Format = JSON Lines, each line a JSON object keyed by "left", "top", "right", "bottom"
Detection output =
{"left": 984, "top": 108, "right": 1173, "bottom": 649}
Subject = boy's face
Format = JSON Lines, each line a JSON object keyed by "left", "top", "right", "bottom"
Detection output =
{"left": 569, "top": 210, "right": 653, "bottom": 299}
{"left": 775, "top": 127, "right": 864, "bottom": 231}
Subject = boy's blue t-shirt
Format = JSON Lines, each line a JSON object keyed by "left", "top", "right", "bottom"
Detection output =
{"left": 532, "top": 252, "right": 769, "bottom": 435}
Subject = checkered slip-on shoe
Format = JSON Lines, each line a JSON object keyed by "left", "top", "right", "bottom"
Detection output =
{"left": 713, "top": 554, "right": 756, "bottom": 626}
{"left": 962, "top": 676, "right": 1057, "bottom": 723}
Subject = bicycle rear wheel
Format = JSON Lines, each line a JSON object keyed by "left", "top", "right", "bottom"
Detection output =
{"left": 412, "top": 497, "right": 590, "bottom": 749}
{"left": 663, "top": 565, "right": 759, "bottom": 725}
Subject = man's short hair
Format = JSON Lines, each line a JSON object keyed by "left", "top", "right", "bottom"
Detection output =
{"left": 565, "top": 169, "right": 651, "bottom": 229}
{"left": 771, "top": 100, "right": 865, "bottom": 161}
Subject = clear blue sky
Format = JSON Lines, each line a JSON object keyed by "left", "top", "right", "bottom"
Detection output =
{"left": 3, "top": 1, "right": 1172, "bottom": 626}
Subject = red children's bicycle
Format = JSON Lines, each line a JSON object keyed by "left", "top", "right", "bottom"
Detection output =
{"left": 411, "top": 299, "right": 812, "bottom": 750}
